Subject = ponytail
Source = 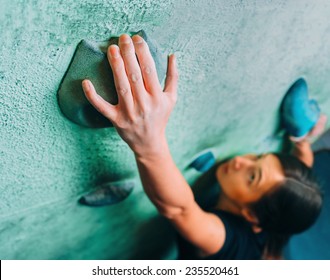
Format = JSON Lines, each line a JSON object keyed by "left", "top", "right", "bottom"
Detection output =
{"left": 251, "top": 153, "right": 322, "bottom": 258}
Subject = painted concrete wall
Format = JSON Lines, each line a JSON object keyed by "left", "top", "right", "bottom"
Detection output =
{"left": 1, "top": 0, "right": 330, "bottom": 259}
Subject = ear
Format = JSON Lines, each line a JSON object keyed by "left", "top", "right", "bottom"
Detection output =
{"left": 241, "top": 208, "right": 263, "bottom": 233}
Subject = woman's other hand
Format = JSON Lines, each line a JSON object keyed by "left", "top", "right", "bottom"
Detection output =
{"left": 290, "top": 114, "right": 327, "bottom": 143}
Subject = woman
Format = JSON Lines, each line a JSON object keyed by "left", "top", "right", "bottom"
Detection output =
{"left": 81, "top": 34, "right": 324, "bottom": 259}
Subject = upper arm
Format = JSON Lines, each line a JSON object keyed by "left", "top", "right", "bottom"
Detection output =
{"left": 170, "top": 203, "right": 226, "bottom": 256}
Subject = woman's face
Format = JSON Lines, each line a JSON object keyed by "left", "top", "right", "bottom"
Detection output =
{"left": 216, "top": 153, "right": 285, "bottom": 207}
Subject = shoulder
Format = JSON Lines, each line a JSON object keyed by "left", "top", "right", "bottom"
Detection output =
{"left": 205, "top": 210, "right": 267, "bottom": 260}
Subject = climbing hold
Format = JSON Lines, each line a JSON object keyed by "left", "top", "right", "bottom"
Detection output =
{"left": 281, "top": 78, "right": 320, "bottom": 140}
{"left": 57, "top": 30, "right": 167, "bottom": 128}
{"left": 78, "top": 181, "right": 135, "bottom": 206}
{"left": 189, "top": 151, "right": 216, "bottom": 172}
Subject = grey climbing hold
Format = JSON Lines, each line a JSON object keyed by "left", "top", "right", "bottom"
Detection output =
{"left": 57, "top": 30, "right": 167, "bottom": 128}
{"left": 78, "top": 181, "right": 135, "bottom": 206}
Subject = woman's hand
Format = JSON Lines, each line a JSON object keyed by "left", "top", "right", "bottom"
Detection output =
{"left": 82, "top": 34, "right": 178, "bottom": 157}
{"left": 289, "top": 114, "right": 327, "bottom": 143}
{"left": 305, "top": 114, "right": 327, "bottom": 139}
{"left": 290, "top": 114, "right": 327, "bottom": 167}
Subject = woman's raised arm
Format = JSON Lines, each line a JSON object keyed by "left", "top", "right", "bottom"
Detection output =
{"left": 82, "top": 34, "right": 225, "bottom": 256}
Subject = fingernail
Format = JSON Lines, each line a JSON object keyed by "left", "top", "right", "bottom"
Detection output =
{"left": 132, "top": 35, "right": 143, "bottom": 44}
{"left": 82, "top": 80, "right": 90, "bottom": 90}
{"left": 172, "top": 54, "right": 176, "bottom": 61}
{"left": 109, "top": 45, "right": 120, "bottom": 58}
{"left": 120, "top": 34, "right": 131, "bottom": 44}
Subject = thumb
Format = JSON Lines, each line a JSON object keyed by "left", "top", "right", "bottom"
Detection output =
{"left": 82, "top": 79, "right": 117, "bottom": 122}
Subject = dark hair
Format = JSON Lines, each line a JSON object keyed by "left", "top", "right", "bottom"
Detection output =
{"left": 250, "top": 153, "right": 323, "bottom": 258}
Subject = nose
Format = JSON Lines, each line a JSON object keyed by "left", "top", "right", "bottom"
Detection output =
{"left": 232, "top": 156, "right": 253, "bottom": 170}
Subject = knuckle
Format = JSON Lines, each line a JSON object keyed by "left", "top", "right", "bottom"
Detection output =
{"left": 115, "top": 118, "right": 129, "bottom": 129}
{"left": 169, "top": 72, "right": 179, "bottom": 80}
{"left": 115, "top": 120, "right": 126, "bottom": 130}
{"left": 138, "top": 105, "right": 150, "bottom": 117}
{"left": 109, "top": 54, "right": 120, "bottom": 63}
{"left": 129, "top": 72, "right": 141, "bottom": 83}
{"left": 120, "top": 44, "right": 134, "bottom": 57}
{"left": 121, "top": 50, "right": 134, "bottom": 57}
{"left": 143, "top": 65, "right": 153, "bottom": 75}
{"left": 117, "top": 87, "right": 129, "bottom": 96}
{"left": 133, "top": 36, "right": 146, "bottom": 48}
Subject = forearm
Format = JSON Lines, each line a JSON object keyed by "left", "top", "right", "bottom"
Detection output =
{"left": 135, "top": 141, "right": 226, "bottom": 256}
{"left": 135, "top": 140, "right": 195, "bottom": 219}
{"left": 291, "top": 140, "right": 314, "bottom": 167}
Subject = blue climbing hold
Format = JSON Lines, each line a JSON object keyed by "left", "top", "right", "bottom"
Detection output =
{"left": 189, "top": 151, "right": 216, "bottom": 172}
{"left": 281, "top": 78, "right": 320, "bottom": 139}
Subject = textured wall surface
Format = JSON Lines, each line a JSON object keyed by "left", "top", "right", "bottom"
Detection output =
{"left": 1, "top": 0, "right": 330, "bottom": 259}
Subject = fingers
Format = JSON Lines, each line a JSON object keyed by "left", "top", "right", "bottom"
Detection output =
{"left": 107, "top": 44, "right": 134, "bottom": 111}
{"left": 309, "top": 114, "right": 327, "bottom": 137}
{"left": 132, "top": 35, "right": 162, "bottom": 94}
{"left": 164, "top": 54, "right": 178, "bottom": 99}
{"left": 118, "top": 34, "right": 146, "bottom": 101}
{"left": 82, "top": 79, "right": 117, "bottom": 121}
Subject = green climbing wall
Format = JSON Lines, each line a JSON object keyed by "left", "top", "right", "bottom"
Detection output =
{"left": 1, "top": 0, "right": 330, "bottom": 259}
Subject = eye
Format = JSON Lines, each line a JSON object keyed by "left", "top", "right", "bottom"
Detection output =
{"left": 248, "top": 171, "right": 256, "bottom": 184}
{"left": 255, "top": 154, "right": 263, "bottom": 161}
